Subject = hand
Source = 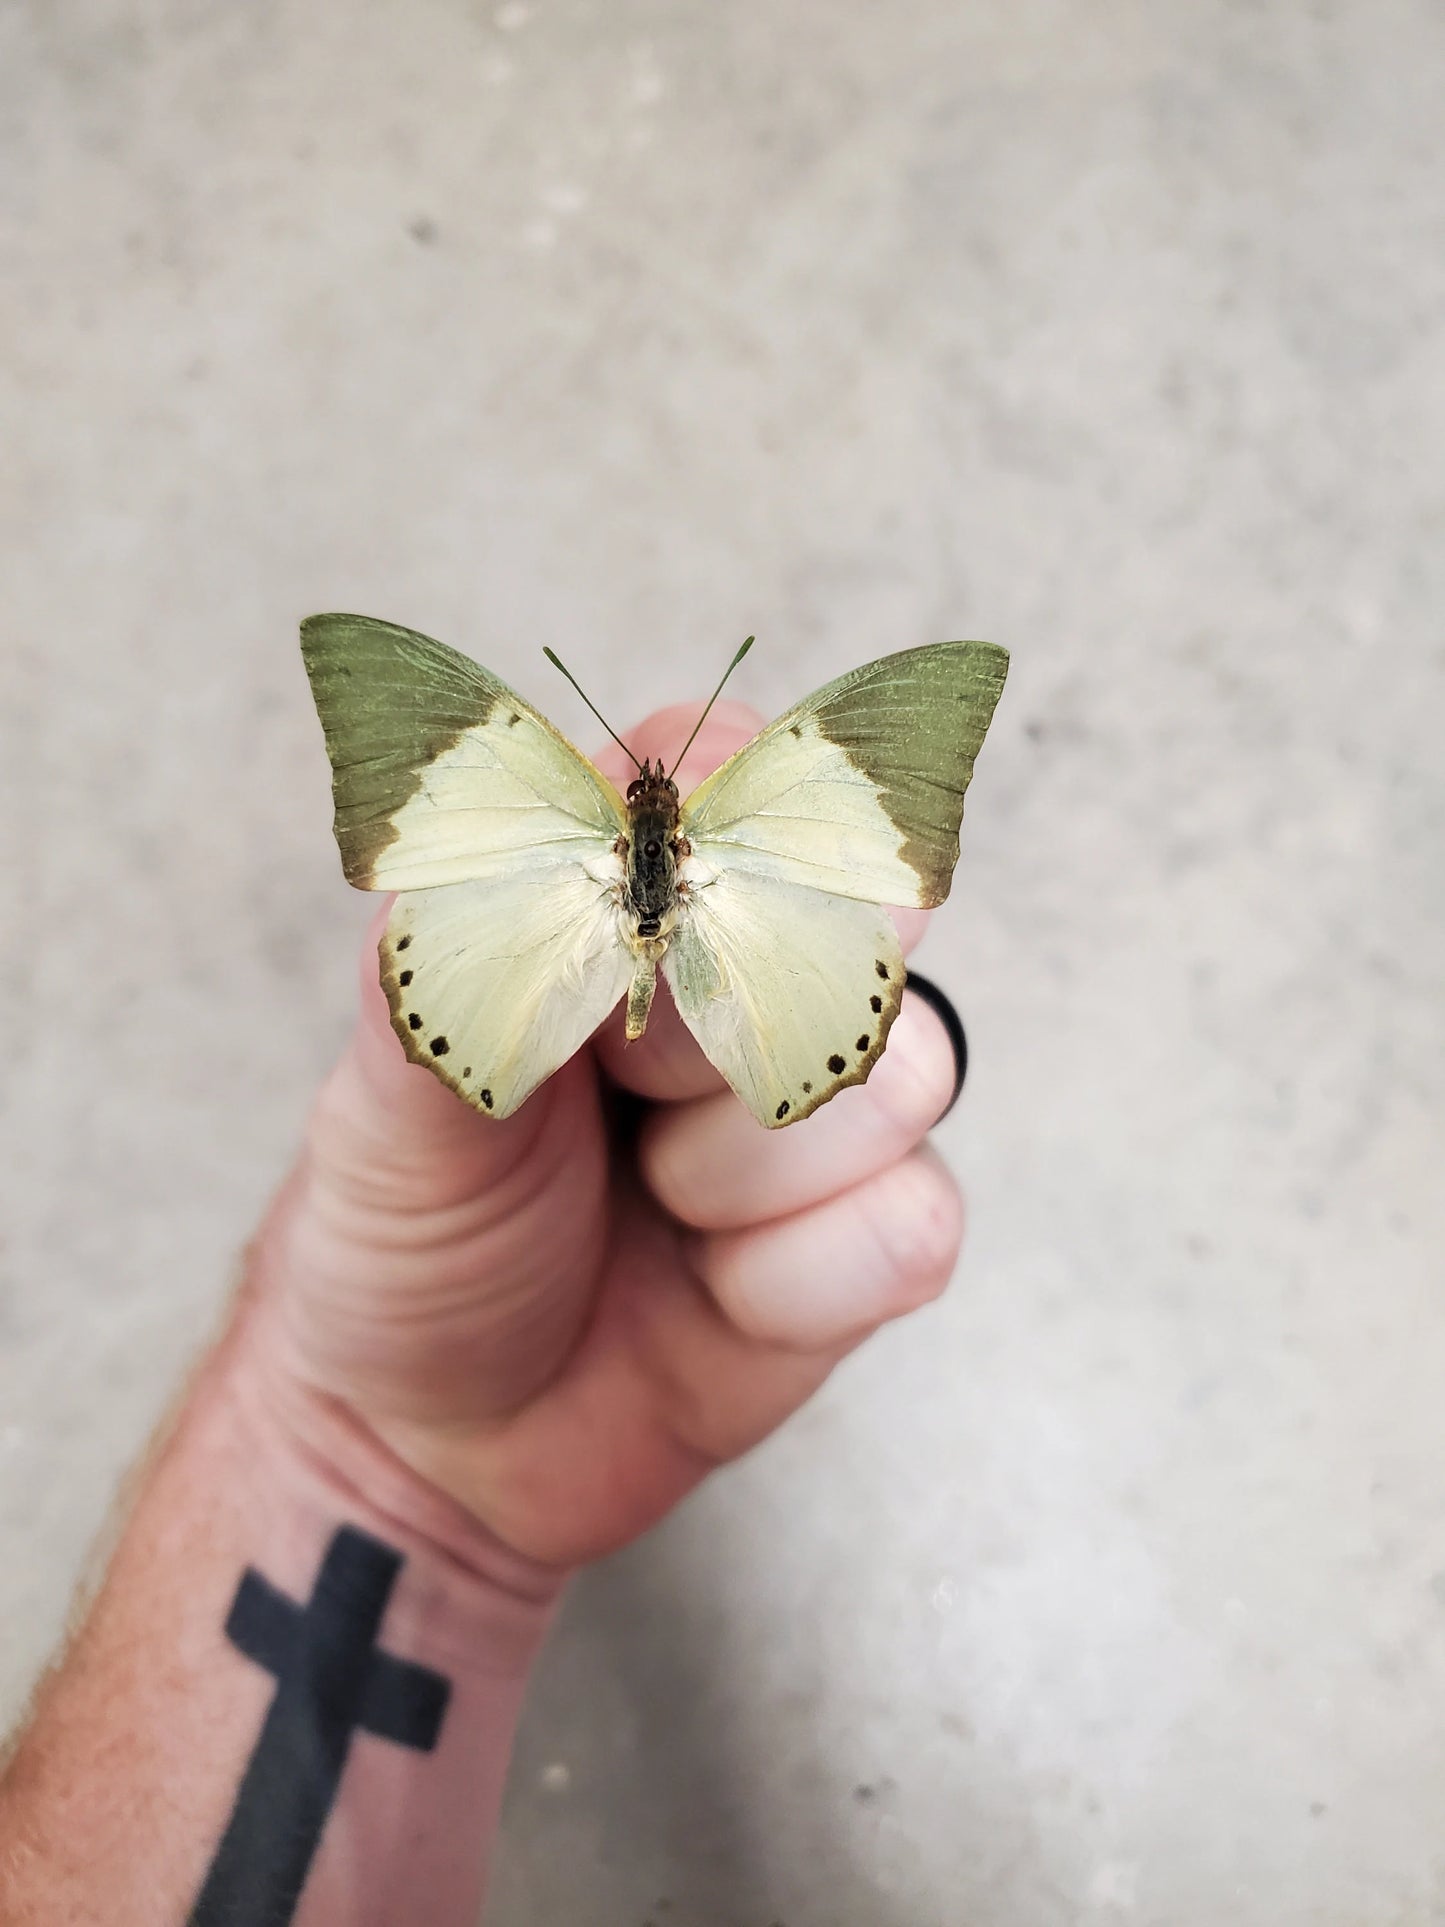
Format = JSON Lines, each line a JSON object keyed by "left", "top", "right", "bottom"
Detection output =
{"left": 246, "top": 703, "right": 965, "bottom": 1568}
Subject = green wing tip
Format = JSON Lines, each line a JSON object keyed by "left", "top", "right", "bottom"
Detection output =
{"left": 299, "top": 613, "right": 348, "bottom": 653}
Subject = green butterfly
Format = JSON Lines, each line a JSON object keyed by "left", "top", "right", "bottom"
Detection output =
{"left": 300, "top": 616, "right": 1008, "bottom": 1128}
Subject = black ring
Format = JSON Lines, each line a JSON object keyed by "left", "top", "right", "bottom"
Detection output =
{"left": 903, "top": 971, "right": 968, "bottom": 1120}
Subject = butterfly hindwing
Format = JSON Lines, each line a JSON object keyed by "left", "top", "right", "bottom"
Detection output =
{"left": 679, "top": 641, "right": 1008, "bottom": 909}
{"left": 662, "top": 865, "right": 906, "bottom": 1128}
{"left": 381, "top": 866, "right": 632, "bottom": 1118}
{"left": 301, "top": 613, "right": 627, "bottom": 892}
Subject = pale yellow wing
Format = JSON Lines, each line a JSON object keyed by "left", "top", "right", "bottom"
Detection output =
{"left": 680, "top": 641, "right": 1008, "bottom": 910}
{"left": 662, "top": 864, "right": 905, "bottom": 1127}
{"left": 380, "top": 861, "right": 631, "bottom": 1118}
{"left": 301, "top": 614, "right": 626, "bottom": 892}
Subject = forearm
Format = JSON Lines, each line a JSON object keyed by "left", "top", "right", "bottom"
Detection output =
{"left": 0, "top": 1313, "right": 563, "bottom": 1927}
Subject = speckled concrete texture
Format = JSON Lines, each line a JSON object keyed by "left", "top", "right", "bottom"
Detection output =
{"left": 4, "top": 3, "right": 1445, "bottom": 1922}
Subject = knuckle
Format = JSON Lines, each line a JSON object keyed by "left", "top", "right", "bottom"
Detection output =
{"left": 637, "top": 1117, "right": 700, "bottom": 1220}
{"left": 639, "top": 1095, "right": 759, "bottom": 1230}
{"left": 866, "top": 1154, "right": 965, "bottom": 1301}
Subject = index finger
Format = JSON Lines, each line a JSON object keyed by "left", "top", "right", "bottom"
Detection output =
{"left": 590, "top": 702, "right": 929, "bottom": 1106}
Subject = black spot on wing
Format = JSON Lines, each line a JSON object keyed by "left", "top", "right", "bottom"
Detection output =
{"left": 430, "top": 1036, "right": 449, "bottom": 1056}
{"left": 480, "top": 1088, "right": 494, "bottom": 1110}
{"left": 462, "top": 1066, "right": 472, "bottom": 1079}
{"left": 802, "top": 1081, "right": 812, "bottom": 1094}
{"left": 856, "top": 1035, "right": 870, "bottom": 1052}
{"left": 775, "top": 1100, "right": 790, "bottom": 1120}
{"left": 875, "top": 960, "right": 889, "bottom": 979}
{"left": 828, "top": 1053, "right": 846, "bottom": 1074}
{"left": 408, "top": 1013, "right": 422, "bottom": 1030}
{"left": 870, "top": 994, "right": 883, "bottom": 1013}
{"left": 399, "top": 969, "right": 413, "bottom": 986}
{"left": 397, "top": 935, "right": 411, "bottom": 951}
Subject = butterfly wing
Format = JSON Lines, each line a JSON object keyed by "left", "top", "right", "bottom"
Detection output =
{"left": 300, "top": 613, "right": 627, "bottom": 891}
{"left": 679, "top": 641, "right": 1008, "bottom": 909}
{"left": 664, "top": 639, "right": 1006, "bottom": 1127}
{"left": 302, "top": 614, "right": 634, "bottom": 1117}
{"left": 379, "top": 864, "right": 632, "bottom": 1118}
{"left": 662, "top": 866, "right": 905, "bottom": 1128}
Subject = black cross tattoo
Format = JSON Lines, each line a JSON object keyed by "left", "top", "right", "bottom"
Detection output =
{"left": 189, "top": 1525, "right": 451, "bottom": 1927}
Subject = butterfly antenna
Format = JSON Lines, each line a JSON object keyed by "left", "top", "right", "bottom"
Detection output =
{"left": 542, "top": 648, "right": 643, "bottom": 772}
{"left": 669, "top": 635, "right": 755, "bottom": 777}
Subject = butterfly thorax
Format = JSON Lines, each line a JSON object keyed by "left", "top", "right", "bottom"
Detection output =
{"left": 623, "top": 758, "right": 688, "bottom": 942}
{"left": 615, "top": 759, "right": 696, "bottom": 1042}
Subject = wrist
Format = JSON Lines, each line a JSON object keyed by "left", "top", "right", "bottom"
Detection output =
{"left": 0, "top": 1297, "right": 568, "bottom": 1927}
{"left": 178, "top": 1313, "right": 567, "bottom": 1919}
{"left": 205, "top": 1305, "right": 569, "bottom": 1675}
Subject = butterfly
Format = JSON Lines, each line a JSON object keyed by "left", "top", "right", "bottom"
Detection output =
{"left": 300, "top": 615, "right": 1008, "bottom": 1128}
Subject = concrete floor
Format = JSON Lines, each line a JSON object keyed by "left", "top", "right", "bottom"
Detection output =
{"left": 4, "top": 2, "right": 1445, "bottom": 1921}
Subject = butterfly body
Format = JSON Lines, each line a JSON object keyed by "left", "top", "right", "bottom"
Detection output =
{"left": 301, "top": 616, "right": 1007, "bottom": 1129}
{"left": 620, "top": 759, "right": 687, "bottom": 945}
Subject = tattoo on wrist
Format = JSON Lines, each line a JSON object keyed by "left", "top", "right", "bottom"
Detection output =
{"left": 189, "top": 1525, "right": 451, "bottom": 1927}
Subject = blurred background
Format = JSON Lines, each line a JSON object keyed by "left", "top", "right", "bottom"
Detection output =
{"left": 3, "top": 2, "right": 1444, "bottom": 1921}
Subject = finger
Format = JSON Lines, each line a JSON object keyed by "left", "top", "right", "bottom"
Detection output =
{"left": 640, "top": 986, "right": 959, "bottom": 1231}
{"left": 593, "top": 989, "right": 723, "bottom": 1105}
{"left": 688, "top": 1142, "right": 964, "bottom": 1354}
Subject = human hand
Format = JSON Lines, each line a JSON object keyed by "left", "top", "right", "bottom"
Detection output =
{"left": 245, "top": 703, "right": 965, "bottom": 1569}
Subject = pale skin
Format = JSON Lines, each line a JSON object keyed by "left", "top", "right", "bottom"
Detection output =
{"left": 0, "top": 703, "right": 966, "bottom": 1925}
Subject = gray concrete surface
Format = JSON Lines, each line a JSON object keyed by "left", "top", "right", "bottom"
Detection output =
{"left": 4, "top": 2, "right": 1444, "bottom": 1921}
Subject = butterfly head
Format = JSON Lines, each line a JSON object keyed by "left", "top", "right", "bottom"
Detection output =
{"left": 625, "top": 757, "right": 680, "bottom": 807}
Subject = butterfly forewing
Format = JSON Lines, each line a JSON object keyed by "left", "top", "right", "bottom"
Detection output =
{"left": 301, "top": 614, "right": 626, "bottom": 893}
{"left": 679, "top": 640, "right": 1008, "bottom": 910}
